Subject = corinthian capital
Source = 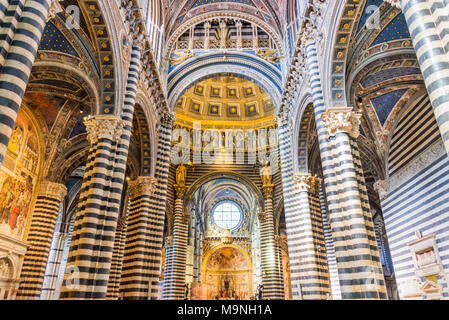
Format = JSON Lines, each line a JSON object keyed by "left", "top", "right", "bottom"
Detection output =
{"left": 128, "top": 176, "right": 158, "bottom": 198}
{"left": 38, "top": 181, "right": 67, "bottom": 202}
{"left": 293, "top": 173, "right": 312, "bottom": 192}
{"left": 321, "top": 108, "right": 362, "bottom": 138}
{"left": 84, "top": 115, "right": 126, "bottom": 145}
{"left": 159, "top": 112, "right": 175, "bottom": 127}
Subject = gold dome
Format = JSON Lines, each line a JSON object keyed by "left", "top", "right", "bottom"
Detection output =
{"left": 175, "top": 76, "right": 276, "bottom": 129}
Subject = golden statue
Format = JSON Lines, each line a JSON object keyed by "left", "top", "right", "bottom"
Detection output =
{"left": 260, "top": 162, "right": 272, "bottom": 187}
{"left": 176, "top": 162, "right": 187, "bottom": 186}
{"left": 165, "top": 50, "right": 194, "bottom": 67}
{"left": 255, "top": 48, "right": 284, "bottom": 64}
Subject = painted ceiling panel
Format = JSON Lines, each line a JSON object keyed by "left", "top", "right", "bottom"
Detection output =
{"left": 361, "top": 67, "right": 421, "bottom": 88}
{"left": 370, "top": 13, "right": 410, "bottom": 47}
{"left": 39, "top": 22, "right": 79, "bottom": 57}
{"left": 370, "top": 89, "right": 407, "bottom": 126}
{"left": 357, "top": 0, "right": 384, "bottom": 33}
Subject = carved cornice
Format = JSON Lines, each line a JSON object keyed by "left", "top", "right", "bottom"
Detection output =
{"left": 321, "top": 108, "right": 362, "bottom": 139}
{"left": 38, "top": 181, "right": 67, "bottom": 202}
{"left": 128, "top": 176, "right": 158, "bottom": 198}
{"left": 84, "top": 115, "right": 126, "bottom": 145}
{"left": 389, "top": 140, "right": 446, "bottom": 191}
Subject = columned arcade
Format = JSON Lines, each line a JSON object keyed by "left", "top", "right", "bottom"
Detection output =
{"left": 0, "top": 0, "right": 448, "bottom": 301}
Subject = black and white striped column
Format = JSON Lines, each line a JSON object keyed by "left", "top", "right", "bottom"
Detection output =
{"left": 120, "top": 176, "right": 161, "bottom": 300}
{"left": 259, "top": 184, "right": 284, "bottom": 299}
{"left": 60, "top": 44, "right": 142, "bottom": 300}
{"left": 107, "top": 207, "right": 129, "bottom": 300}
{"left": 304, "top": 34, "right": 387, "bottom": 299}
{"left": 163, "top": 184, "right": 189, "bottom": 300}
{"left": 40, "top": 232, "right": 69, "bottom": 300}
{"left": 400, "top": 0, "right": 449, "bottom": 155}
{"left": 16, "top": 180, "right": 67, "bottom": 299}
{"left": 278, "top": 118, "right": 330, "bottom": 299}
{"left": 0, "top": 0, "right": 52, "bottom": 166}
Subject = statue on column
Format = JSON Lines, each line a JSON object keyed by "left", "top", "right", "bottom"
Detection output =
{"left": 260, "top": 162, "right": 272, "bottom": 186}
{"left": 176, "top": 162, "right": 187, "bottom": 187}
{"left": 175, "top": 163, "right": 187, "bottom": 199}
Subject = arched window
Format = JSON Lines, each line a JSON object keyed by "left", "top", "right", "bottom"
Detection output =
{"left": 212, "top": 201, "right": 243, "bottom": 230}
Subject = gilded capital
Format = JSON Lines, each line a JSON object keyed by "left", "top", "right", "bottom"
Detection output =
{"left": 84, "top": 115, "right": 126, "bottom": 145}
{"left": 128, "top": 176, "right": 158, "bottom": 198}
{"left": 321, "top": 108, "right": 362, "bottom": 139}
{"left": 38, "top": 181, "right": 67, "bottom": 202}
{"left": 294, "top": 173, "right": 312, "bottom": 192}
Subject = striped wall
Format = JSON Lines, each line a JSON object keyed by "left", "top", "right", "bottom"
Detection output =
{"left": 388, "top": 95, "right": 440, "bottom": 176}
{"left": 382, "top": 92, "right": 449, "bottom": 299}
{"left": 0, "top": 0, "right": 51, "bottom": 166}
{"left": 401, "top": 0, "right": 449, "bottom": 156}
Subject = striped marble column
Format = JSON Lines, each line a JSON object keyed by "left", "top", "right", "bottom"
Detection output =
{"left": 107, "top": 207, "right": 129, "bottom": 300}
{"left": 0, "top": 0, "right": 24, "bottom": 65}
{"left": 163, "top": 184, "right": 189, "bottom": 300}
{"left": 40, "top": 232, "right": 69, "bottom": 300}
{"left": 0, "top": 0, "right": 52, "bottom": 166}
{"left": 59, "top": 116, "right": 125, "bottom": 300}
{"left": 319, "top": 186, "right": 341, "bottom": 300}
{"left": 16, "top": 180, "right": 67, "bottom": 299}
{"left": 120, "top": 176, "right": 161, "bottom": 300}
{"left": 60, "top": 43, "right": 142, "bottom": 300}
{"left": 277, "top": 118, "right": 330, "bottom": 299}
{"left": 305, "top": 35, "right": 387, "bottom": 299}
{"left": 400, "top": 0, "right": 449, "bottom": 155}
{"left": 259, "top": 183, "right": 284, "bottom": 299}
{"left": 162, "top": 235, "right": 173, "bottom": 298}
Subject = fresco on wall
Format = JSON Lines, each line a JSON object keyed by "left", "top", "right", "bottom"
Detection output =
{"left": 0, "top": 110, "right": 39, "bottom": 240}
{"left": 203, "top": 246, "right": 250, "bottom": 300}
{"left": 206, "top": 247, "right": 248, "bottom": 270}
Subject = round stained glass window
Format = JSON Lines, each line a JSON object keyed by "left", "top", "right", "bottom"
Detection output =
{"left": 212, "top": 201, "right": 243, "bottom": 230}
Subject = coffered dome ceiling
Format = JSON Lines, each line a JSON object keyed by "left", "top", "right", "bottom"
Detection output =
{"left": 175, "top": 75, "right": 275, "bottom": 128}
